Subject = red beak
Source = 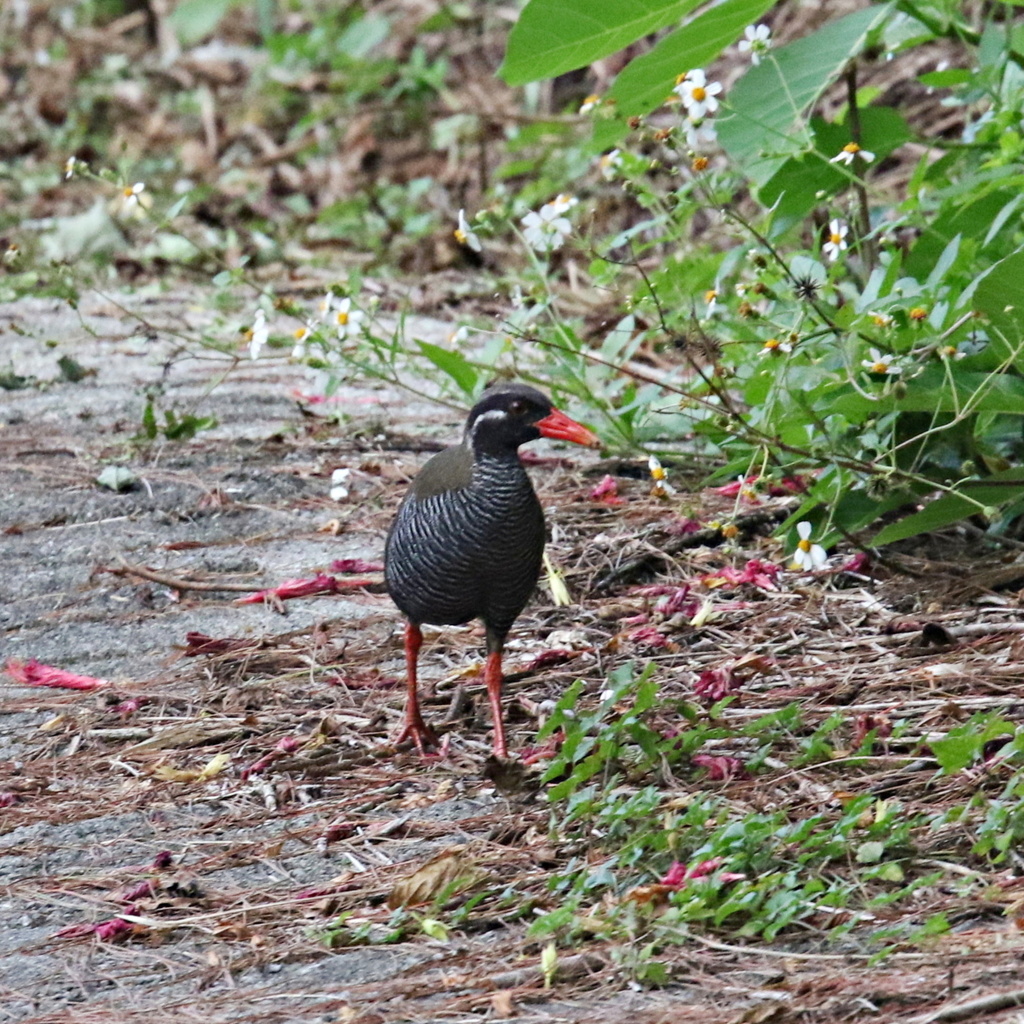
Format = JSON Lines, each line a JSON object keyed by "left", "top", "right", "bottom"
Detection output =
{"left": 536, "top": 407, "right": 600, "bottom": 447}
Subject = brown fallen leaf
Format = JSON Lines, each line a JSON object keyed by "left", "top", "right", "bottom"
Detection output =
{"left": 490, "top": 990, "right": 514, "bottom": 1017}
{"left": 387, "top": 846, "right": 488, "bottom": 909}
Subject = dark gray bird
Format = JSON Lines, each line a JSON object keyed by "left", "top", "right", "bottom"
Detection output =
{"left": 384, "top": 382, "right": 598, "bottom": 757}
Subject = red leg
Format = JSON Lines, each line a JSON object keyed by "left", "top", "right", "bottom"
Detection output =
{"left": 393, "top": 622, "right": 439, "bottom": 755}
{"left": 484, "top": 650, "right": 508, "bottom": 759}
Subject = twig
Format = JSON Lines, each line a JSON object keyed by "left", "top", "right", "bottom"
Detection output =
{"left": 112, "top": 559, "right": 264, "bottom": 593}
{"left": 912, "top": 988, "right": 1024, "bottom": 1023}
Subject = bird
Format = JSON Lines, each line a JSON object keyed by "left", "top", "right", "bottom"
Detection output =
{"left": 384, "top": 382, "right": 598, "bottom": 758}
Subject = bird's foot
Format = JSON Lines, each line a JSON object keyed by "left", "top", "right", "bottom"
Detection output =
{"left": 393, "top": 714, "right": 442, "bottom": 757}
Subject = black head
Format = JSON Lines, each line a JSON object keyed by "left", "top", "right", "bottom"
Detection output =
{"left": 464, "top": 382, "right": 598, "bottom": 455}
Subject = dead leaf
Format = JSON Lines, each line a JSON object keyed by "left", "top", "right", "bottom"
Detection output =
{"left": 491, "top": 990, "right": 514, "bottom": 1017}
{"left": 387, "top": 847, "right": 488, "bottom": 909}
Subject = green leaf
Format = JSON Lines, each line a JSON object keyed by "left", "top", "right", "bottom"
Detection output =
{"left": 972, "top": 246, "right": 1024, "bottom": 361}
{"left": 717, "top": 5, "right": 890, "bottom": 186}
{"left": 605, "top": 0, "right": 778, "bottom": 117}
{"left": 856, "top": 841, "right": 885, "bottom": 864}
{"left": 918, "top": 68, "right": 973, "bottom": 87}
{"left": 906, "top": 184, "right": 1023, "bottom": 280}
{"left": 828, "top": 365, "right": 1024, "bottom": 418}
{"left": 168, "top": 0, "right": 236, "bottom": 46}
{"left": 501, "top": 0, "right": 701, "bottom": 85}
{"left": 96, "top": 466, "right": 136, "bottom": 492}
{"left": 870, "top": 470, "right": 1024, "bottom": 547}
{"left": 931, "top": 715, "right": 1015, "bottom": 774}
{"left": 417, "top": 341, "right": 479, "bottom": 396}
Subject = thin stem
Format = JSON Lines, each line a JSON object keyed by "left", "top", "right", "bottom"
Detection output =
{"left": 845, "top": 64, "right": 877, "bottom": 272}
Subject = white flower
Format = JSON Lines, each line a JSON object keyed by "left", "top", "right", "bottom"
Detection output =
{"left": 454, "top": 209, "right": 481, "bottom": 252}
{"left": 449, "top": 326, "right": 470, "bottom": 345}
{"left": 291, "top": 326, "right": 311, "bottom": 360}
{"left": 521, "top": 196, "right": 577, "bottom": 252}
{"left": 673, "top": 69, "right": 723, "bottom": 120}
{"left": 334, "top": 298, "right": 365, "bottom": 341}
{"left": 683, "top": 117, "right": 718, "bottom": 150}
{"left": 758, "top": 337, "right": 793, "bottom": 357}
{"left": 3, "top": 243, "right": 19, "bottom": 265}
{"left": 64, "top": 156, "right": 80, "bottom": 180}
{"left": 547, "top": 194, "right": 578, "bottom": 215}
{"left": 316, "top": 291, "right": 336, "bottom": 319}
{"left": 248, "top": 309, "right": 269, "bottom": 360}
{"left": 737, "top": 24, "right": 772, "bottom": 64}
{"left": 792, "top": 522, "right": 828, "bottom": 571}
{"left": 830, "top": 142, "right": 875, "bottom": 166}
{"left": 704, "top": 289, "right": 720, "bottom": 316}
{"left": 330, "top": 468, "right": 351, "bottom": 502}
{"left": 869, "top": 311, "right": 894, "bottom": 328}
{"left": 862, "top": 347, "right": 901, "bottom": 375}
{"left": 648, "top": 455, "right": 677, "bottom": 497}
{"left": 822, "top": 219, "right": 848, "bottom": 262}
{"left": 598, "top": 150, "right": 622, "bottom": 180}
{"left": 579, "top": 94, "right": 601, "bottom": 114}
{"left": 121, "top": 182, "right": 146, "bottom": 210}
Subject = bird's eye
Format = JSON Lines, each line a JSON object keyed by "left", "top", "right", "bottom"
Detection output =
{"left": 508, "top": 400, "right": 526, "bottom": 416}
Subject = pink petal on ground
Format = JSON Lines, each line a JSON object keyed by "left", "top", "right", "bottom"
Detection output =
{"left": 693, "top": 665, "right": 740, "bottom": 702}
{"left": 627, "top": 626, "right": 671, "bottom": 649}
{"left": 590, "top": 475, "right": 625, "bottom": 505}
{"left": 235, "top": 573, "right": 340, "bottom": 605}
{"left": 692, "top": 753, "right": 747, "bottom": 780}
{"left": 5, "top": 659, "right": 107, "bottom": 691}
{"left": 330, "top": 559, "right": 384, "bottom": 573}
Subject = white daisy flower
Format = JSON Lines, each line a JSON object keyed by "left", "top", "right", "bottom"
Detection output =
{"left": 121, "top": 182, "right": 146, "bottom": 210}
{"left": 598, "top": 149, "right": 622, "bottom": 180}
{"left": 683, "top": 117, "right": 718, "bottom": 150}
{"left": 334, "top": 298, "right": 366, "bottom": 341}
{"left": 579, "top": 94, "right": 601, "bottom": 114}
{"left": 673, "top": 69, "right": 723, "bottom": 120}
{"left": 830, "top": 142, "right": 875, "bottom": 166}
{"left": 758, "top": 337, "right": 793, "bottom": 357}
{"left": 521, "top": 196, "right": 577, "bottom": 252}
{"left": 737, "top": 24, "right": 772, "bottom": 64}
{"left": 248, "top": 309, "right": 269, "bottom": 360}
{"left": 454, "top": 209, "right": 481, "bottom": 252}
{"left": 862, "top": 347, "right": 901, "bottom": 375}
{"left": 792, "top": 521, "right": 828, "bottom": 571}
{"left": 291, "top": 326, "right": 311, "bottom": 360}
{"left": 822, "top": 219, "right": 848, "bottom": 262}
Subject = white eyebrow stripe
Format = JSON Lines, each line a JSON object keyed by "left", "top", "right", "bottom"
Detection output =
{"left": 469, "top": 408, "right": 508, "bottom": 438}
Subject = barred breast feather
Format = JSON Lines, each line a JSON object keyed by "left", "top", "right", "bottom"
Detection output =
{"left": 384, "top": 448, "right": 545, "bottom": 636}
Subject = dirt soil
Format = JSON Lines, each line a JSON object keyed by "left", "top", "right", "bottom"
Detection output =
{"left": 5, "top": 290, "right": 1024, "bottom": 1024}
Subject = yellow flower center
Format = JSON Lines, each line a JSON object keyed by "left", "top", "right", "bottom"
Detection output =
{"left": 675, "top": 72, "right": 688, "bottom": 85}
{"left": 843, "top": 143, "right": 860, "bottom": 154}
{"left": 454, "top": 228, "right": 467, "bottom": 244}
{"left": 872, "top": 315, "right": 890, "bottom": 326}
{"left": 830, "top": 232, "right": 842, "bottom": 245}
{"left": 337, "top": 312, "right": 349, "bottom": 326}
{"left": 692, "top": 156, "right": 709, "bottom": 172}
{"left": 123, "top": 186, "right": 134, "bottom": 198}
{"left": 582, "top": 93, "right": 599, "bottom": 106}
{"left": 705, "top": 289, "right": 717, "bottom": 303}
{"left": 941, "top": 345, "right": 957, "bottom": 357}
{"left": 798, "top": 538, "right": 812, "bottom": 552}
{"left": 764, "top": 338, "right": 780, "bottom": 350}
{"left": 691, "top": 86, "right": 707, "bottom": 102}
{"left": 910, "top": 306, "right": 928, "bottom": 320}
{"left": 871, "top": 362, "right": 888, "bottom": 373}
{"left": 294, "top": 328, "right": 308, "bottom": 340}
